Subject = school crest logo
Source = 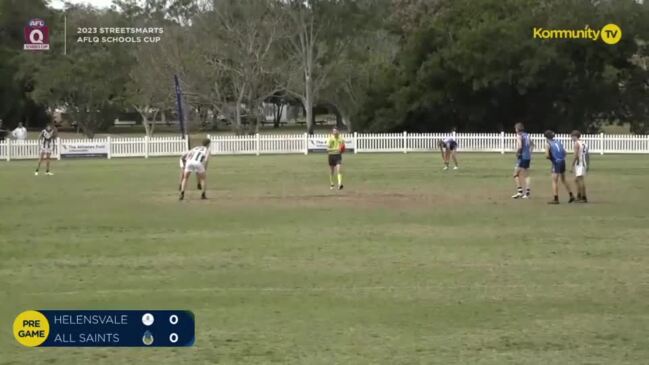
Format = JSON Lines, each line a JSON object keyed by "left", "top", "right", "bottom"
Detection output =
{"left": 142, "top": 331, "right": 154, "bottom": 346}
{"left": 24, "top": 18, "right": 50, "bottom": 51}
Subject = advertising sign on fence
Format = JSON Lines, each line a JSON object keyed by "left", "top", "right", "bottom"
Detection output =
{"left": 307, "top": 136, "right": 355, "bottom": 153}
{"left": 60, "top": 142, "right": 109, "bottom": 158}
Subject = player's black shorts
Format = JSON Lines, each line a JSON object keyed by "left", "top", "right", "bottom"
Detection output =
{"left": 328, "top": 154, "right": 342, "bottom": 167}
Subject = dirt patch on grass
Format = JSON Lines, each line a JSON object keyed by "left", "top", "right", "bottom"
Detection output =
{"left": 153, "top": 189, "right": 472, "bottom": 209}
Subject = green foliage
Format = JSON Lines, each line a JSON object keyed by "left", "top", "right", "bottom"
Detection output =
{"left": 23, "top": 6, "right": 134, "bottom": 138}
{"left": 2, "top": 0, "right": 649, "bottom": 134}
{"left": 355, "top": 0, "right": 649, "bottom": 133}
{"left": 0, "top": 0, "right": 51, "bottom": 128}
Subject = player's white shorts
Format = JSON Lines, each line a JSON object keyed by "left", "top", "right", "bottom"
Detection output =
{"left": 184, "top": 160, "right": 205, "bottom": 174}
{"left": 40, "top": 147, "right": 52, "bottom": 154}
{"left": 575, "top": 164, "right": 587, "bottom": 177}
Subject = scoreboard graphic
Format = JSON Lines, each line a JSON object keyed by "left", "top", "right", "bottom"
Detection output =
{"left": 13, "top": 310, "right": 195, "bottom": 347}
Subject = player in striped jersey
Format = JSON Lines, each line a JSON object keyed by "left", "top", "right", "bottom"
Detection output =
{"left": 35, "top": 123, "right": 57, "bottom": 176}
{"left": 544, "top": 130, "right": 575, "bottom": 204}
{"left": 512, "top": 123, "right": 533, "bottom": 199}
{"left": 179, "top": 138, "right": 211, "bottom": 200}
{"left": 570, "top": 130, "right": 589, "bottom": 203}
{"left": 438, "top": 136, "right": 459, "bottom": 170}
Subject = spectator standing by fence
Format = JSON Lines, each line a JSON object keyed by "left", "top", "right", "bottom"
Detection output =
{"left": 11, "top": 122, "right": 27, "bottom": 141}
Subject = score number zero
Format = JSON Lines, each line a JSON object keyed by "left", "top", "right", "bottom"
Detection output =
{"left": 169, "top": 315, "right": 179, "bottom": 343}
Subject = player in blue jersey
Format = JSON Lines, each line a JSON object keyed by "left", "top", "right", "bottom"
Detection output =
{"left": 544, "top": 130, "right": 575, "bottom": 204}
{"left": 512, "top": 123, "right": 533, "bottom": 199}
{"left": 438, "top": 136, "right": 458, "bottom": 170}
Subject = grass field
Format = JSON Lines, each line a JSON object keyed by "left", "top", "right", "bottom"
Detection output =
{"left": 1, "top": 153, "right": 649, "bottom": 365}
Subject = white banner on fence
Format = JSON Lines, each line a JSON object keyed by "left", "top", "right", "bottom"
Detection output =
{"left": 307, "top": 136, "right": 355, "bottom": 152}
{"left": 60, "top": 141, "right": 108, "bottom": 158}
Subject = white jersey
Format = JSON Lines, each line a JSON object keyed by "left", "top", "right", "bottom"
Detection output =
{"left": 574, "top": 140, "right": 588, "bottom": 177}
{"left": 575, "top": 141, "right": 588, "bottom": 167}
{"left": 186, "top": 146, "right": 209, "bottom": 164}
{"left": 183, "top": 146, "right": 209, "bottom": 173}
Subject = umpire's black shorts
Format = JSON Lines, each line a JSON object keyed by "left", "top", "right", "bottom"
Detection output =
{"left": 328, "top": 154, "right": 342, "bottom": 167}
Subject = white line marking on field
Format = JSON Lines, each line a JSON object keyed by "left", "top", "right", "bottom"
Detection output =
{"left": 23, "top": 282, "right": 642, "bottom": 297}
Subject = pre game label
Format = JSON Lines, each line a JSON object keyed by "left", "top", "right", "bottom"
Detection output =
{"left": 13, "top": 310, "right": 194, "bottom": 347}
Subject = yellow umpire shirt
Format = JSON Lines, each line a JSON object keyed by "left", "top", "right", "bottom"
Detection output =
{"left": 326, "top": 135, "right": 343, "bottom": 155}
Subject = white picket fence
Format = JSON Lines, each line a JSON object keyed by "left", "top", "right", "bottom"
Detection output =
{"left": 1, "top": 132, "right": 649, "bottom": 161}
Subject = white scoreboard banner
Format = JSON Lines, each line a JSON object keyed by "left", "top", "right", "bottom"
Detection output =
{"left": 307, "top": 136, "right": 355, "bottom": 153}
{"left": 60, "top": 142, "right": 109, "bottom": 158}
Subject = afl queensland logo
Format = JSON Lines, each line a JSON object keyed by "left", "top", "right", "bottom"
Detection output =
{"left": 24, "top": 18, "right": 50, "bottom": 51}
{"left": 142, "top": 331, "right": 154, "bottom": 346}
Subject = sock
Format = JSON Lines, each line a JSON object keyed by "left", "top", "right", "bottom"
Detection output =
{"left": 329, "top": 175, "right": 334, "bottom": 186}
{"left": 337, "top": 173, "right": 342, "bottom": 186}
{"left": 554, "top": 195, "right": 559, "bottom": 202}
{"left": 517, "top": 187, "right": 523, "bottom": 194}
{"left": 569, "top": 192, "right": 574, "bottom": 198}
{"left": 525, "top": 188, "right": 531, "bottom": 196}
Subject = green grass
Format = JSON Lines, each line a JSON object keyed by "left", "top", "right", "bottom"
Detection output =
{"left": 1, "top": 153, "right": 648, "bottom": 364}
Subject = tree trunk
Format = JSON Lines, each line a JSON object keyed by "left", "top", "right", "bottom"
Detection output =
{"left": 150, "top": 111, "right": 157, "bottom": 136}
{"left": 305, "top": 76, "right": 314, "bottom": 134}
{"left": 234, "top": 103, "right": 242, "bottom": 135}
{"left": 273, "top": 103, "right": 284, "bottom": 128}
{"left": 142, "top": 115, "right": 151, "bottom": 136}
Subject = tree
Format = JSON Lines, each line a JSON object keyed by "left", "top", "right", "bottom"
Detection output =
{"left": 281, "top": 0, "right": 365, "bottom": 133}
{"left": 25, "top": 5, "right": 133, "bottom": 138}
{"left": 355, "top": 0, "right": 649, "bottom": 133}
{"left": 0, "top": 0, "right": 51, "bottom": 128}
{"left": 194, "top": 0, "right": 285, "bottom": 133}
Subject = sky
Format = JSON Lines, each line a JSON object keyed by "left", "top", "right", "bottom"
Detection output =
{"left": 49, "top": 0, "right": 116, "bottom": 10}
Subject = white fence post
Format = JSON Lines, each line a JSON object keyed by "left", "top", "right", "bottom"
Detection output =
{"left": 600, "top": 132, "right": 605, "bottom": 155}
{"left": 107, "top": 136, "right": 112, "bottom": 159}
{"left": 403, "top": 131, "right": 408, "bottom": 154}
{"left": 256, "top": 133, "right": 261, "bottom": 156}
{"left": 6, "top": 139, "right": 11, "bottom": 161}
{"left": 500, "top": 131, "right": 505, "bottom": 154}
{"left": 303, "top": 133, "right": 309, "bottom": 155}
{"left": 57, "top": 138, "right": 61, "bottom": 160}
{"left": 145, "top": 135, "right": 149, "bottom": 158}
{"left": 353, "top": 132, "right": 358, "bottom": 154}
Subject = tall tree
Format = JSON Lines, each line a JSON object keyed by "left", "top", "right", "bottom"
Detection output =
{"left": 194, "top": 0, "right": 285, "bottom": 133}
{"left": 282, "top": 0, "right": 362, "bottom": 133}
